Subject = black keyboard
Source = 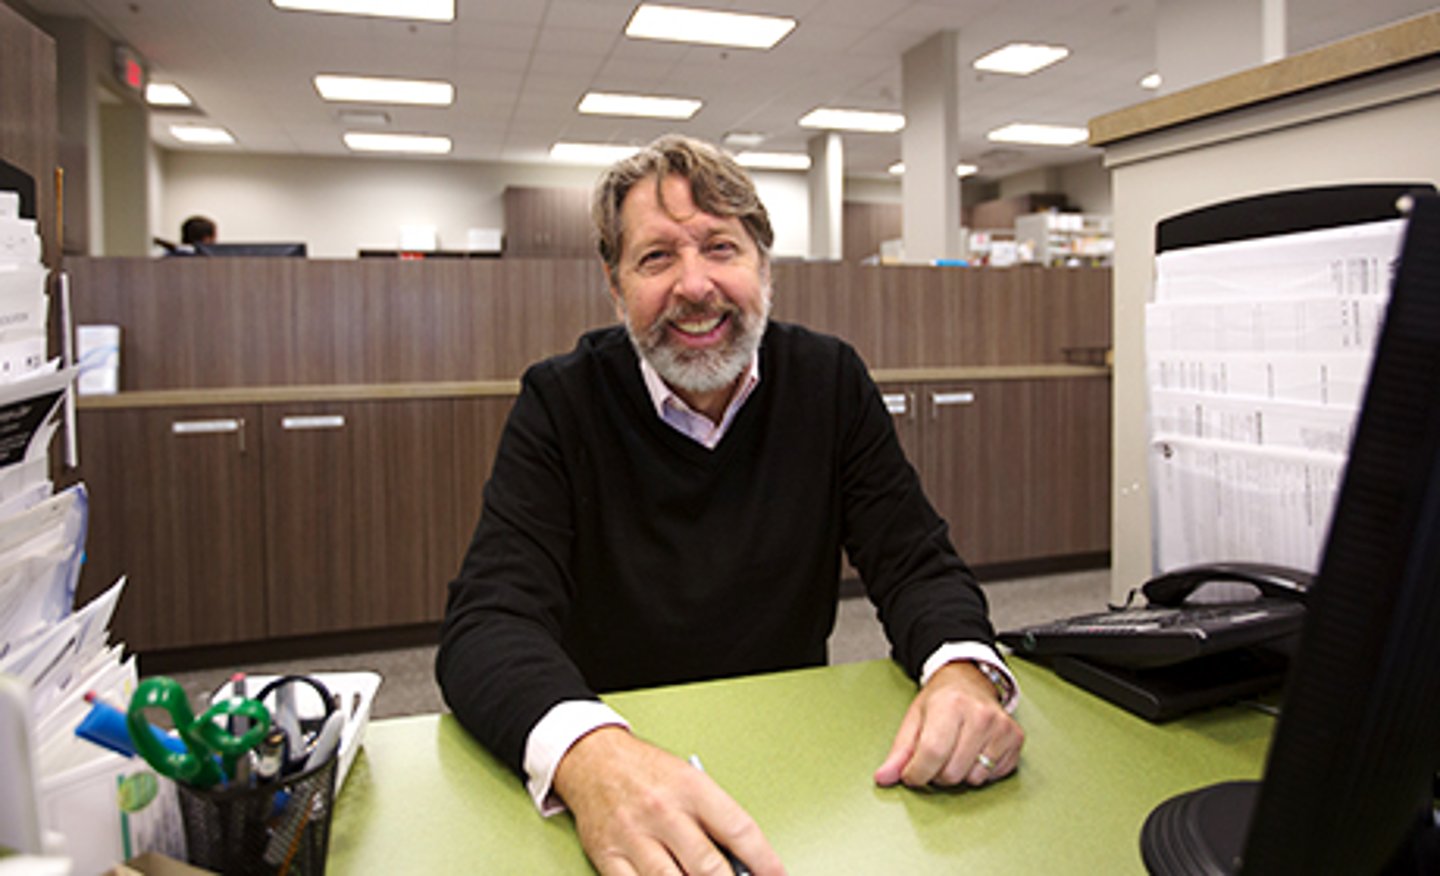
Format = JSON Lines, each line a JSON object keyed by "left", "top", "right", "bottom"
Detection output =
{"left": 999, "top": 598, "right": 1306, "bottom": 669}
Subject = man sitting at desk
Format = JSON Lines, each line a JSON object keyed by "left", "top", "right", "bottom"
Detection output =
{"left": 437, "top": 134, "right": 1024, "bottom": 875}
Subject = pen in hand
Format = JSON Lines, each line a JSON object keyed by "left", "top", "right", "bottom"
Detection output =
{"left": 687, "top": 755, "right": 753, "bottom": 876}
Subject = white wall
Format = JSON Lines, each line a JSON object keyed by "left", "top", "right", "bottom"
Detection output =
{"left": 157, "top": 150, "right": 814, "bottom": 259}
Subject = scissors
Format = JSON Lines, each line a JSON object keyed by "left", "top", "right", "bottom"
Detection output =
{"left": 126, "top": 676, "right": 271, "bottom": 788}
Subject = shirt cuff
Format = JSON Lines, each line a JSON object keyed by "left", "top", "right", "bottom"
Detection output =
{"left": 920, "top": 642, "right": 1021, "bottom": 713}
{"left": 523, "top": 700, "right": 631, "bottom": 816}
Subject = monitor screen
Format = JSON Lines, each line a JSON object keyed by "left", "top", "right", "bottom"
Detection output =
{"left": 1141, "top": 192, "right": 1440, "bottom": 874}
{"left": 194, "top": 242, "right": 307, "bottom": 257}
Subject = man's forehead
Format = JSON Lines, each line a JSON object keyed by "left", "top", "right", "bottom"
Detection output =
{"left": 621, "top": 176, "right": 741, "bottom": 240}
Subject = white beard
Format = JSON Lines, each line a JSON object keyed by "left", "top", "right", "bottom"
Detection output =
{"left": 626, "top": 294, "right": 770, "bottom": 396}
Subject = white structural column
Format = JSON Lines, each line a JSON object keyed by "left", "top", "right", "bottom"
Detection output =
{"left": 807, "top": 132, "right": 843, "bottom": 260}
{"left": 1156, "top": 0, "right": 1287, "bottom": 93}
{"left": 901, "top": 30, "right": 961, "bottom": 263}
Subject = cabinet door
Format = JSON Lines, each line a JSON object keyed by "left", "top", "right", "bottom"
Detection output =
{"left": 76, "top": 406, "right": 266, "bottom": 650}
{"left": 919, "top": 382, "right": 1024, "bottom": 565}
{"left": 263, "top": 400, "right": 456, "bottom": 636}
{"left": 920, "top": 378, "right": 1112, "bottom": 566}
{"left": 1028, "top": 376, "right": 1111, "bottom": 556}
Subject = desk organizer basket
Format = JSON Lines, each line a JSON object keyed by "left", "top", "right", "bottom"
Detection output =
{"left": 174, "top": 752, "right": 338, "bottom": 875}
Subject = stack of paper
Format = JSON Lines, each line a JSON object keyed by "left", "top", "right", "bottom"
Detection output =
{"left": 1146, "top": 218, "right": 1407, "bottom": 573}
{"left": 0, "top": 189, "right": 179, "bottom": 871}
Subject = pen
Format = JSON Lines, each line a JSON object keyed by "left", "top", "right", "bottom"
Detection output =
{"left": 302, "top": 709, "right": 344, "bottom": 772}
{"left": 228, "top": 672, "right": 248, "bottom": 736}
{"left": 687, "top": 755, "right": 753, "bottom": 876}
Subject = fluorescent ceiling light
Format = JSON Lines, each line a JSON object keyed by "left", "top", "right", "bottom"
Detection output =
{"left": 146, "top": 82, "right": 192, "bottom": 107}
{"left": 973, "top": 42, "right": 1070, "bottom": 75}
{"left": 550, "top": 142, "right": 642, "bottom": 165}
{"left": 343, "top": 131, "right": 452, "bottom": 154}
{"left": 798, "top": 108, "right": 905, "bottom": 133}
{"left": 986, "top": 123, "right": 1088, "bottom": 146}
{"left": 1140, "top": 72, "right": 1163, "bottom": 89}
{"left": 337, "top": 109, "right": 391, "bottom": 126}
{"left": 271, "top": 0, "right": 454, "bottom": 22}
{"left": 315, "top": 74, "right": 454, "bottom": 105}
{"left": 735, "top": 152, "right": 810, "bottom": 171}
{"left": 625, "top": 3, "right": 795, "bottom": 49}
{"left": 577, "top": 92, "right": 701, "bottom": 120}
{"left": 723, "top": 131, "right": 767, "bottom": 150}
{"left": 888, "top": 162, "right": 980, "bottom": 177}
{"left": 170, "top": 125, "right": 234, "bottom": 144}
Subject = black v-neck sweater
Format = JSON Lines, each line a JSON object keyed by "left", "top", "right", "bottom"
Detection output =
{"left": 438, "top": 321, "right": 994, "bottom": 776}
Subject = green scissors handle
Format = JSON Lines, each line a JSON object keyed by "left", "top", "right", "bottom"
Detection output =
{"left": 127, "top": 676, "right": 271, "bottom": 788}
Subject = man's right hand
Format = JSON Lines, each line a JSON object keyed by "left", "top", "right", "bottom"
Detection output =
{"left": 552, "top": 725, "right": 786, "bottom": 876}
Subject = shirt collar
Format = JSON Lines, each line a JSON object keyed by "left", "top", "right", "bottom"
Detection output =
{"left": 638, "top": 352, "right": 761, "bottom": 448}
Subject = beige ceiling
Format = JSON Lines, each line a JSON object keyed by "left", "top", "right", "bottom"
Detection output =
{"left": 18, "top": 0, "right": 1438, "bottom": 179}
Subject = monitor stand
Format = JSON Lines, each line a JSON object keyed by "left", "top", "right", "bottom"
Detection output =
{"left": 1140, "top": 780, "right": 1256, "bottom": 875}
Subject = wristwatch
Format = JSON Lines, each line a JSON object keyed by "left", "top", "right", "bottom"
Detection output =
{"left": 972, "top": 660, "right": 1013, "bottom": 705}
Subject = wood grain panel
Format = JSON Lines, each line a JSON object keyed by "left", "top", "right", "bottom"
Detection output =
{"left": 63, "top": 257, "right": 1109, "bottom": 384}
{"left": 842, "top": 202, "right": 901, "bottom": 262}
{"left": 349, "top": 399, "right": 457, "bottom": 626}
{"left": 76, "top": 406, "right": 267, "bottom": 649}
{"left": 262, "top": 401, "right": 357, "bottom": 635}
{"left": 0, "top": 5, "right": 57, "bottom": 266}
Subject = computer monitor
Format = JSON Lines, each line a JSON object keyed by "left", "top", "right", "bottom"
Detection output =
{"left": 1141, "top": 194, "right": 1440, "bottom": 873}
{"left": 194, "top": 242, "right": 307, "bottom": 257}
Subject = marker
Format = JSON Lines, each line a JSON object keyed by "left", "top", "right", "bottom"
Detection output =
{"left": 687, "top": 755, "right": 753, "bottom": 876}
{"left": 76, "top": 692, "right": 187, "bottom": 759}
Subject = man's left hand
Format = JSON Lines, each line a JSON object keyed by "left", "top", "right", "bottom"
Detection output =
{"left": 873, "top": 661, "right": 1024, "bottom": 788}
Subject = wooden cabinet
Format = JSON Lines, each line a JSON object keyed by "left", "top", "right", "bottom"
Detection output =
{"left": 76, "top": 395, "right": 516, "bottom": 651}
{"left": 261, "top": 400, "right": 458, "bottom": 636}
{"left": 76, "top": 406, "right": 267, "bottom": 650}
{"left": 503, "top": 187, "right": 594, "bottom": 257}
{"left": 876, "top": 376, "right": 1111, "bottom": 567}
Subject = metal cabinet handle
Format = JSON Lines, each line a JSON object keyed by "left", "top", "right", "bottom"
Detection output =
{"left": 281, "top": 414, "right": 346, "bottom": 431}
{"left": 930, "top": 390, "right": 976, "bottom": 419}
{"left": 882, "top": 392, "right": 913, "bottom": 418}
{"left": 171, "top": 417, "right": 247, "bottom": 453}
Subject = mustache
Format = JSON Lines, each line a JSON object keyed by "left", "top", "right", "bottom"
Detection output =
{"left": 660, "top": 297, "right": 739, "bottom": 324}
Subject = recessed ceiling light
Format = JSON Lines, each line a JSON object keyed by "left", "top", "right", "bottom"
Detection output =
{"left": 625, "top": 3, "right": 795, "bottom": 50}
{"left": 723, "top": 131, "right": 767, "bottom": 150}
{"left": 973, "top": 43, "right": 1070, "bottom": 76}
{"left": 337, "top": 109, "right": 391, "bottom": 126}
{"left": 734, "top": 152, "right": 811, "bottom": 171}
{"left": 343, "top": 131, "right": 452, "bottom": 154}
{"left": 887, "top": 162, "right": 980, "bottom": 177}
{"left": 1140, "top": 72, "right": 1163, "bottom": 89}
{"left": 986, "top": 123, "right": 1089, "bottom": 146}
{"left": 798, "top": 108, "right": 905, "bottom": 133}
{"left": 550, "top": 142, "right": 642, "bottom": 165}
{"left": 577, "top": 92, "right": 701, "bottom": 120}
{"left": 146, "top": 83, "right": 192, "bottom": 107}
{"left": 170, "top": 125, "right": 234, "bottom": 145}
{"left": 315, "top": 75, "right": 454, "bottom": 106}
{"left": 271, "top": 0, "right": 454, "bottom": 22}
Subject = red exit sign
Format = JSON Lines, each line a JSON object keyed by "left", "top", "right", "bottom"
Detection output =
{"left": 112, "top": 44, "right": 147, "bottom": 96}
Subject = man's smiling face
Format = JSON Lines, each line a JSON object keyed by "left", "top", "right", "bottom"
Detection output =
{"left": 608, "top": 172, "right": 771, "bottom": 413}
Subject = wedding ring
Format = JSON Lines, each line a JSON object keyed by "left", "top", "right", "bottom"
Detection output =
{"left": 976, "top": 752, "right": 996, "bottom": 771}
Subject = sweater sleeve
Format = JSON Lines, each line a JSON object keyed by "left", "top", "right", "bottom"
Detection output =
{"left": 834, "top": 345, "right": 997, "bottom": 680}
{"left": 436, "top": 364, "right": 600, "bottom": 777}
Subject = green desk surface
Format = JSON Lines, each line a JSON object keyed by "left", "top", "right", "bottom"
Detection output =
{"left": 328, "top": 659, "right": 1274, "bottom": 874}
